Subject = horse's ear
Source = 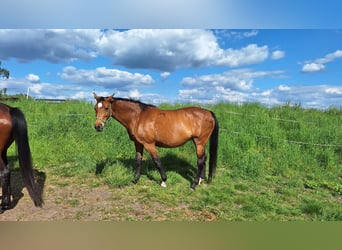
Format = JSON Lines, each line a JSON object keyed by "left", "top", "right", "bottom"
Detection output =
{"left": 93, "top": 92, "right": 99, "bottom": 101}
{"left": 108, "top": 93, "right": 115, "bottom": 102}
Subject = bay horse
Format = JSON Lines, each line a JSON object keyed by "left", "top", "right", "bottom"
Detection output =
{"left": 0, "top": 103, "right": 43, "bottom": 213}
{"left": 93, "top": 93, "right": 219, "bottom": 190}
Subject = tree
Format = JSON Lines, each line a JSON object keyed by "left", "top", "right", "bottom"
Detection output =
{"left": 0, "top": 61, "right": 10, "bottom": 79}
{"left": 0, "top": 61, "right": 10, "bottom": 96}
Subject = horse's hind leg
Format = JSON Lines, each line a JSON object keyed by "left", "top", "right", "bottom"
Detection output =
{"left": 191, "top": 142, "right": 206, "bottom": 190}
{"left": 0, "top": 157, "right": 11, "bottom": 213}
{"left": 200, "top": 160, "right": 206, "bottom": 183}
{"left": 191, "top": 153, "right": 206, "bottom": 190}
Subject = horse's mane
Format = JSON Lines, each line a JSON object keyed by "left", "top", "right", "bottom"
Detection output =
{"left": 115, "top": 97, "right": 156, "bottom": 110}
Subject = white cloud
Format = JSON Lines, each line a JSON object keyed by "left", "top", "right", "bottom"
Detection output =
{"left": 59, "top": 66, "right": 154, "bottom": 90}
{"left": 178, "top": 68, "right": 342, "bottom": 108}
{"left": 0, "top": 29, "right": 272, "bottom": 72}
{"left": 325, "top": 87, "right": 342, "bottom": 96}
{"left": 216, "top": 44, "right": 269, "bottom": 67}
{"left": 0, "top": 76, "right": 85, "bottom": 99}
{"left": 179, "top": 88, "right": 206, "bottom": 99}
{"left": 213, "top": 29, "right": 259, "bottom": 40}
{"left": 241, "top": 84, "right": 342, "bottom": 108}
{"left": 25, "top": 73, "right": 40, "bottom": 83}
{"left": 0, "top": 29, "right": 99, "bottom": 63}
{"left": 301, "top": 63, "right": 325, "bottom": 73}
{"left": 302, "top": 50, "right": 342, "bottom": 73}
{"left": 317, "top": 50, "right": 342, "bottom": 64}
{"left": 271, "top": 50, "right": 285, "bottom": 60}
{"left": 181, "top": 69, "right": 285, "bottom": 91}
{"left": 161, "top": 72, "right": 171, "bottom": 79}
{"left": 278, "top": 84, "right": 291, "bottom": 91}
{"left": 96, "top": 29, "right": 221, "bottom": 71}
{"left": 128, "top": 89, "right": 142, "bottom": 100}
{"left": 29, "top": 84, "right": 43, "bottom": 94}
{"left": 1, "top": 74, "right": 341, "bottom": 109}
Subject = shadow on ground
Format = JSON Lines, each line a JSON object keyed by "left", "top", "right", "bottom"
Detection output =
{"left": 1, "top": 156, "right": 46, "bottom": 212}
{"left": 95, "top": 152, "right": 197, "bottom": 185}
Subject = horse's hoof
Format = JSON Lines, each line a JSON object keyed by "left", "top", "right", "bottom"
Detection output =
{"left": 0, "top": 204, "right": 8, "bottom": 214}
{"left": 160, "top": 181, "right": 167, "bottom": 188}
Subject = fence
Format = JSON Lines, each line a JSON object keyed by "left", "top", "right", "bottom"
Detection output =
{"left": 219, "top": 109, "right": 342, "bottom": 148}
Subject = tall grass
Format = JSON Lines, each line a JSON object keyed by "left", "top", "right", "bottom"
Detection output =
{"left": 4, "top": 97, "right": 342, "bottom": 220}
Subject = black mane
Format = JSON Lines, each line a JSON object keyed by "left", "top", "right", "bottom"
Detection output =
{"left": 115, "top": 97, "right": 156, "bottom": 110}
{"left": 96, "top": 96, "right": 106, "bottom": 102}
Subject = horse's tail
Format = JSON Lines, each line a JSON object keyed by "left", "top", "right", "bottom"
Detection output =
{"left": 10, "top": 107, "right": 43, "bottom": 207}
{"left": 208, "top": 111, "right": 219, "bottom": 183}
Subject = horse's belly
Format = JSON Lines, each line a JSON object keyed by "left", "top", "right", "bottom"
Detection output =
{"left": 155, "top": 140, "right": 188, "bottom": 148}
{"left": 154, "top": 126, "right": 192, "bottom": 148}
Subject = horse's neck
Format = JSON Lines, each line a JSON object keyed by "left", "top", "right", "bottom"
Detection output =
{"left": 112, "top": 100, "right": 141, "bottom": 130}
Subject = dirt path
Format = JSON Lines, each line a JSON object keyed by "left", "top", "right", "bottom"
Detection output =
{"left": 1, "top": 183, "right": 114, "bottom": 221}
{"left": 0, "top": 170, "right": 216, "bottom": 221}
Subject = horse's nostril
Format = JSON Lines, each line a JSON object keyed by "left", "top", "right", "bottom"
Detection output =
{"left": 95, "top": 125, "right": 103, "bottom": 131}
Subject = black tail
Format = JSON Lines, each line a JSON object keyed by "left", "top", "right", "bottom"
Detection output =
{"left": 10, "top": 108, "right": 43, "bottom": 207}
{"left": 208, "top": 111, "right": 219, "bottom": 183}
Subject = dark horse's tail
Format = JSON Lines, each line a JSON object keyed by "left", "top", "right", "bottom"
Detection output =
{"left": 208, "top": 111, "right": 219, "bottom": 183}
{"left": 10, "top": 108, "right": 43, "bottom": 207}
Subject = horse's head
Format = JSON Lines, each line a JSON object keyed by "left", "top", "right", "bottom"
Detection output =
{"left": 93, "top": 92, "right": 114, "bottom": 132}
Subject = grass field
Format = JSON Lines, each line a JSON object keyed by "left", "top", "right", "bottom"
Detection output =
{"left": 4, "top": 97, "right": 342, "bottom": 220}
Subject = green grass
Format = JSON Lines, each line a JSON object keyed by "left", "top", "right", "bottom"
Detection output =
{"left": 4, "top": 97, "right": 342, "bottom": 221}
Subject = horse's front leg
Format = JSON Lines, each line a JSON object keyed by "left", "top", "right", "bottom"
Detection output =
{"left": 132, "top": 142, "right": 144, "bottom": 184}
{"left": 144, "top": 144, "right": 167, "bottom": 188}
{"left": 0, "top": 162, "right": 11, "bottom": 213}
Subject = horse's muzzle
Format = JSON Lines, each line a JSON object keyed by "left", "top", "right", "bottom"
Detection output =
{"left": 95, "top": 123, "right": 104, "bottom": 132}
{"left": 95, "top": 117, "right": 106, "bottom": 131}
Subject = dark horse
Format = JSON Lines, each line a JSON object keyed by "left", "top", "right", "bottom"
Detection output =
{"left": 0, "top": 103, "right": 43, "bottom": 213}
{"left": 93, "top": 93, "right": 219, "bottom": 190}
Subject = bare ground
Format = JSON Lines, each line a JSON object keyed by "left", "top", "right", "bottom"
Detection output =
{"left": 0, "top": 169, "right": 217, "bottom": 221}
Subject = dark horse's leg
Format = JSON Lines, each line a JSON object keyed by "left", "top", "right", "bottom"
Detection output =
{"left": 144, "top": 144, "right": 167, "bottom": 187}
{"left": 191, "top": 141, "right": 207, "bottom": 190}
{"left": 0, "top": 154, "right": 11, "bottom": 213}
{"left": 132, "top": 142, "right": 144, "bottom": 184}
{"left": 200, "top": 159, "right": 206, "bottom": 181}
{"left": 153, "top": 155, "right": 167, "bottom": 187}
{"left": 191, "top": 153, "right": 206, "bottom": 190}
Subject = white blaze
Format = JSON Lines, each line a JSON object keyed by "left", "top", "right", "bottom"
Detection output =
{"left": 98, "top": 103, "right": 103, "bottom": 108}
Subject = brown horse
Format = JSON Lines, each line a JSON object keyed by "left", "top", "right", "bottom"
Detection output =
{"left": 93, "top": 93, "right": 219, "bottom": 190}
{"left": 0, "top": 103, "right": 43, "bottom": 213}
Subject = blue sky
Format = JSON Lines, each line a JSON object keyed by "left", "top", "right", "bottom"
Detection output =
{"left": 0, "top": 2, "right": 341, "bottom": 109}
{"left": 1, "top": 29, "right": 341, "bottom": 108}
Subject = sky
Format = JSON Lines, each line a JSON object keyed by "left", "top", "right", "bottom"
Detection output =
{"left": 0, "top": 2, "right": 341, "bottom": 109}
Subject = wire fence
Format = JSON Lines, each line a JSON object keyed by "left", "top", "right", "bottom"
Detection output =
{"left": 224, "top": 110, "right": 342, "bottom": 129}
{"left": 50, "top": 109, "right": 342, "bottom": 148}
{"left": 220, "top": 128, "right": 342, "bottom": 148}
{"left": 219, "top": 110, "right": 342, "bottom": 148}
